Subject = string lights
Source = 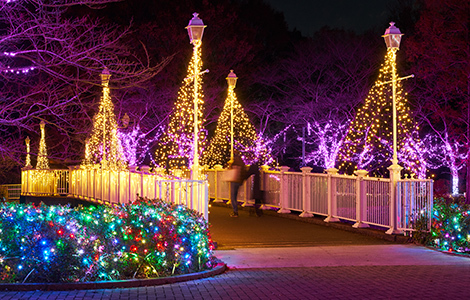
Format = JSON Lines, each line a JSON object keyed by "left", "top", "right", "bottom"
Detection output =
{"left": 201, "top": 71, "right": 273, "bottom": 168}
{"left": 36, "top": 121, "right": 49, "bottom": 170}
{"left": 0, "top": 199, "right": 215, "bottom": 283}
{"left": 336, "top": 48, "right": 426, "bottom": 178}
{"left": 154, "top": 41, "right": 207, "bottom": 171}
{"left": 83, "top": 68, "right": 126, "bottom": 170}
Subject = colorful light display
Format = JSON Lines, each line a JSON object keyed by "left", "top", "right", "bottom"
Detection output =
{"left": 0, "top": 199, "right": 215, "bottom": 283}
{"left": 336, "top": 48, "right": 426, "bottom": 178}
{"left": 430, "top": 198, "right": 470, "bottom": 254}
{"left": 154, "top": 43, "right": 207, "bottom": 171}
{"left": 83, "top": 69, "right": 126, "bottom": 170}
{"left": 202, "top": 80, "right": 273, "bottom": 168}
{"left": 36, "top": 121, "right": 49, "bottom": 170}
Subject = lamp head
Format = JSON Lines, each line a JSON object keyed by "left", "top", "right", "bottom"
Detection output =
{"left": 382, "top": 22, "right": 403, "bottom": 49}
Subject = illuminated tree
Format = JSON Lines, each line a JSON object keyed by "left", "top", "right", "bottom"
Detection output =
{"left": 0, "top": 0, "right": 166, "bottom": 182}
{"left": 422, "top": 133, "right": 466, "bottom": 195}
{"left": 202, "top": 76, "right": 273, "bottom": 168}
{"left": 83, "top": 69, "right": 126, "bottom": 170}
{"left": 36, "top": 121, "right": 49, "bottom": 170}
{"left": 406, "top": 0, "right": 470, "bottom": 201}
{"left": 302, "top": 120, "right": 349, "bottom": 169}
{"left": 336, "top": 48, "right": 426, "bottom": 178}
{"left": 154, "top": 41, "right": 207, "bottom": 171}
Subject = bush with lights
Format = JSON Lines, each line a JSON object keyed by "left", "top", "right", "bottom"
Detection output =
{"left": 428, "top": 197, "right": 470, "bottom": 254}
{"left": 0, "top": 199, "right": 215, "bottom": 283}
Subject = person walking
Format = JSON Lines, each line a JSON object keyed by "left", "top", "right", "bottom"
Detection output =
{"left": 247, "top": 160, "right": 264, "bottom": 217}
{"left": 227, "top": 151, "right": 245, "bottom": 217}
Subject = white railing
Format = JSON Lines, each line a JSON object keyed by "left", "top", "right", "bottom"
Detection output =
{"left": 0, "top": 184, "right": 22, "bottom": 200}
{"left": 206, "top": 166, "right": 433, "bottom": 233}
{"left": 21, "top": 166, "right": 209, "bottom": 220}
{"left": 397, "top": 179, "right": 433, "bottom": 232}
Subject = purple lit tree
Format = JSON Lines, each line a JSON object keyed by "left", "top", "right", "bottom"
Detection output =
{"left": 250, "top": 29, "right": 379, "bottom": 169}
{"left": 422, "top": 133, "right": 466, "bottom": 195}
{"left": 406, "top": 0, "right": 470, "bottom": 200}
{"left": 0, "top": 0, "right": 167, "bottom": 181}
{"left": 302, "top": 120, "right": 349, "bottom": 169}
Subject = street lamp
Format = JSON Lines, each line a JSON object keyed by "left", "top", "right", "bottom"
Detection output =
{"left": 382, "top": 22, "right": 403, "bottom": 166}
{"left": 186, "top": 12, "right": 206, "bottom": 180}
{"left": 382, "top": 22, "right": 413, "bottom": 235}
{"left": 226, "top": 70, "right": 238, "bottom": 162}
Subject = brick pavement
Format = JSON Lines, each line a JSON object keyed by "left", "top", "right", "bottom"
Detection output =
{"left": 0, "top": 264, "right": 469, "bottom": 299}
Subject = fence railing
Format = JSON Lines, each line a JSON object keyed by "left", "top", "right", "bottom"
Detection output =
{"left": 21, "top": 166, "right": 209, "bottom": 220}
{"left": 0, "top": 184, "right": 22, "bottom": 200}
{"left": 205, "top": 166, "right": 433, "bottom": 233}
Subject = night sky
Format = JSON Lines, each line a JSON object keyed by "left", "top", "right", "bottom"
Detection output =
{"left": 264, "top": 0, "right": 395, "bottom": 36}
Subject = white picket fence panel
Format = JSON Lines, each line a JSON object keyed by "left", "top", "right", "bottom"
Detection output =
{"left": 206, "top": 167, "right": 433, "bottom": 233}
{"left": 21, "top": 166, "right": 209, "bottom": 220}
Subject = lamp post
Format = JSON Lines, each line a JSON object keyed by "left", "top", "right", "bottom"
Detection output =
{"left": 186, "top": 12, "right": 206, "bottom": 180}
{"left": 382, "top": 22, "right": 403, "bottom": 166}
{"left": 226, "top": 70, "right": 238, "bottom": 162}
{"left": 100, "top": 67, "right": 111, "bottom": 168}
{"left": 382, "top": 22, "right": 409, "bottom": 235}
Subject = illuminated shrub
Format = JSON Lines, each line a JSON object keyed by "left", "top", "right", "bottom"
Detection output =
{"left": 0, "top": 199, "right": 215, "bottom": 283}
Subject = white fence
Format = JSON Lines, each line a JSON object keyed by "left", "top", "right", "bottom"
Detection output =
{"left": 205, "top": 166, "right": 433, "bottom": 233}
{"left": 21, "top": 166, "right": 209, "bottom": 220}
{"left": 0, "top": 184, "right": 21, "bottom": 200}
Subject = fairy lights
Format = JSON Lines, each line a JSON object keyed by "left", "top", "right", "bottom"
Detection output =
{"left": 154, "top": 41, "right": 207, "bottom": 171}
{"left": 83, "top": 68, "right": 126, "bottom": 170}
{"left": 0, "top": 199, "right": 215, "bottom": 283}
{"left": 303, "top": 120, "right": 348, "bottom": 169}
{"left": 423, "top": 133, "right": 465, "bottom": 195}
{"left": 24, "top": 136, "right": 32, "bottom": 168}
{"left": 36, "top": 121, "right": 49, "bottom": 170}
{"left": 431, "top": 198, "right": 470, "bottom": 254}
{"left": 201, "top": 79, "right": 273, "bottom": 168}
{"left": 336, "top": 48, "right": 426, "bottom": 178}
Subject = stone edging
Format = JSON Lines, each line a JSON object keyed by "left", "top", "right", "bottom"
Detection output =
{"left": 0, "top": 262, "right": 227, "bottom": 291}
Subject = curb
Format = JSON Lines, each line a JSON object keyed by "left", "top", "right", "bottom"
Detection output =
{"left": 0, "top": 262, "right": 227, "bottom": 291}
{"left": 211, "top": 201, "right": 411, "bottom": 244}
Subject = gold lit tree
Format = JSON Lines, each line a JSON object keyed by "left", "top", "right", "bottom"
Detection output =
{"left": 336, "top": 48, "right": 425, "bottom": 178}
{"left": 36, "top": 121, "right": 49, "bottom": 170}
{"left": 202, "top": 72, "right": 273, "bottom": 168}
{"left": 154, "top": 43, "right": 207, "bottom": 171}
{"left": 82, "top": 68, "right": 126, "bottom": 170}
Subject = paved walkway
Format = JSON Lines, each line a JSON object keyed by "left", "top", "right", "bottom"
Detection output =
{"left": 1, "top": 204, "right": 470, "bottom": 299}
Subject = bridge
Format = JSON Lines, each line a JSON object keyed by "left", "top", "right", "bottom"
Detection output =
{"left": 18, "top": 164, "right": 433, "bottom": 235}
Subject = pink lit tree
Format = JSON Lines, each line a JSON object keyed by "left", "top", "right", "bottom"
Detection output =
{"left": 406, "top": 0, "right": 470, "bottom": 200}
{"left": 0, "top": 0, "right": 167, "bottom": 181}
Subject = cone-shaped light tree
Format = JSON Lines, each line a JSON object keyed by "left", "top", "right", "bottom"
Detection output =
{"left": 36, "top": 121, "right": 49, "bottom": 170}
{"left": 155, "top": 13, "right": 208, "bottom": 173}
{"left": 336, "top": 23, "right": 426, "bottom": 178}
{"left": 82, "top": 68, "right": 126, "bottom": 170}
{"left": 202, "top": 70, "right": 273, "bottom": 168}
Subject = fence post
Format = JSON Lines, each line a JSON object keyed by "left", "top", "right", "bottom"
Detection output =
{"left": 300, "top": 167, "right": 313, "bottom": 218}
{"left": 325, "top": 168, "right": 340, "bottom": 223}
{"left": 353, "top": 170, "right": 369, "bottom": 228}
{"left": 278, "top": 166, "right": 291, "bottom": 214}
{"left": 213, "top": 165, "right": 223, "bottom": 202}
{"left": 386, "top": 164, "right": 403, "bottom": 235}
